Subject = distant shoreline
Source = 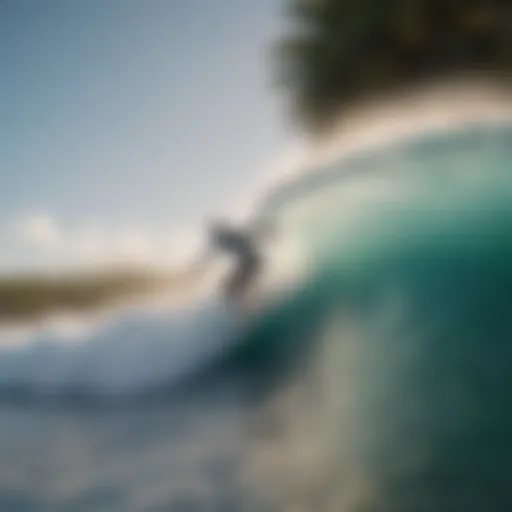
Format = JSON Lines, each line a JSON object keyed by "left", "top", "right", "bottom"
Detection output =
{"left": 0, "top": 265, "right": 206, "bottom": 326}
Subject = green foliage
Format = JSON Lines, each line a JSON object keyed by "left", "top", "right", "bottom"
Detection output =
{"left": 276, "top": 0, "right": 512, "bottom": 133}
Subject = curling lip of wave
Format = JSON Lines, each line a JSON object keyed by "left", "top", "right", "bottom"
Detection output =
{"left": 259, "top": 122, "right": 512, "bottom": 218}
{"left": 252, "top": 80, "right": 512, "bottom": 220}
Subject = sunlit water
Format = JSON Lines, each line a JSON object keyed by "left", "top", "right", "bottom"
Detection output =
{"left": 2, "top": 123, "right": 512, "bottom": 511}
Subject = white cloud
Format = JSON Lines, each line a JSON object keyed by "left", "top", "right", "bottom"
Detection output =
{"left": 70, "top": 226, "right": 158, "bottom": 266}
{"left": 14, "top": 213, "right": 61, "bottom": 249}
{"left": 72, "top": 226, "right": 108, "bottom": 263}
{"left": 6, "top": 214, "right": 205, "bottom": 271}
{"left": 115, "top": 228, "right": 155, "bottom": 263}
{"left": 165, "top": 230, "right": 204, "bottom": 269}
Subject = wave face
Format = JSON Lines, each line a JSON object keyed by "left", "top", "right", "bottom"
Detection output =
{"left": 248, "top": 124, "right": 512, "bottom": 511}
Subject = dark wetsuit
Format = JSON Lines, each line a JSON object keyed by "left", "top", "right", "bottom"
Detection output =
{"left": 211, "top": 225, "right": 261, "bottom": 298}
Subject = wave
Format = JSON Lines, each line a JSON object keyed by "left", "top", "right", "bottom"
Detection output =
{"left": 245, "top": 122, "right": 512, "bottom": 510}
{"left": 0, "top": 297, "right": 245, "bottom": 402}
{"left": 0, "top": 279, "right": 309, "bottom": 407}
{"left": 2, "top": 120, "right": 512, "bottom": 408}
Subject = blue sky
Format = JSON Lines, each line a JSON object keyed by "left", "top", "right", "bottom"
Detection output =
{"left": 1, "top": 0, "right": 288, "bottom": 271}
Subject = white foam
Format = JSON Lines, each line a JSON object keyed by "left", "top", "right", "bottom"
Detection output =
{"left": 250, "top": 79, "right": 512, "bottom": 222}
{"left": 0, "top": 295, "right": 242, "bottom": 396}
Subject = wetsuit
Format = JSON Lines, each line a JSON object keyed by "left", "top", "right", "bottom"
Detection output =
{"left": 210, "top": 225, "right": 261, "bottom": 299}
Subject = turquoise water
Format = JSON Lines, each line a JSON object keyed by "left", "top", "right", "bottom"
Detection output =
{"left": 250, "top": 124, "right": 512, "bottom": 510}
{"left": 1, "top": 124, "right": 512, "bottom": 510}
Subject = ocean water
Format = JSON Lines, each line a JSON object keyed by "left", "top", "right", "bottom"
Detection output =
{"left": 2, "top": 123, "right": 512, "bottom": 511}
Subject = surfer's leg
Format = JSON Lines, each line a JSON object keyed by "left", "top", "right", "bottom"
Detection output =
{"left": 225, "top": 258, "right": 259, "bottom": 299}
{"left": 225, "top": 267, "right": 249, "bottom": 298}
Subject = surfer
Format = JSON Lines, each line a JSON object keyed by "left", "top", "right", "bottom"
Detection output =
{"left": 208, "top": 220, "right": 263, "bottom": 300}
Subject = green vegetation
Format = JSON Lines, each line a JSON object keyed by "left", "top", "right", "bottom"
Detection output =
{"left": 0, "top": 266, "right": 203, "bottom": 323}
{"left": 276, "top": 0, "right": 512, "bottom": 134}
